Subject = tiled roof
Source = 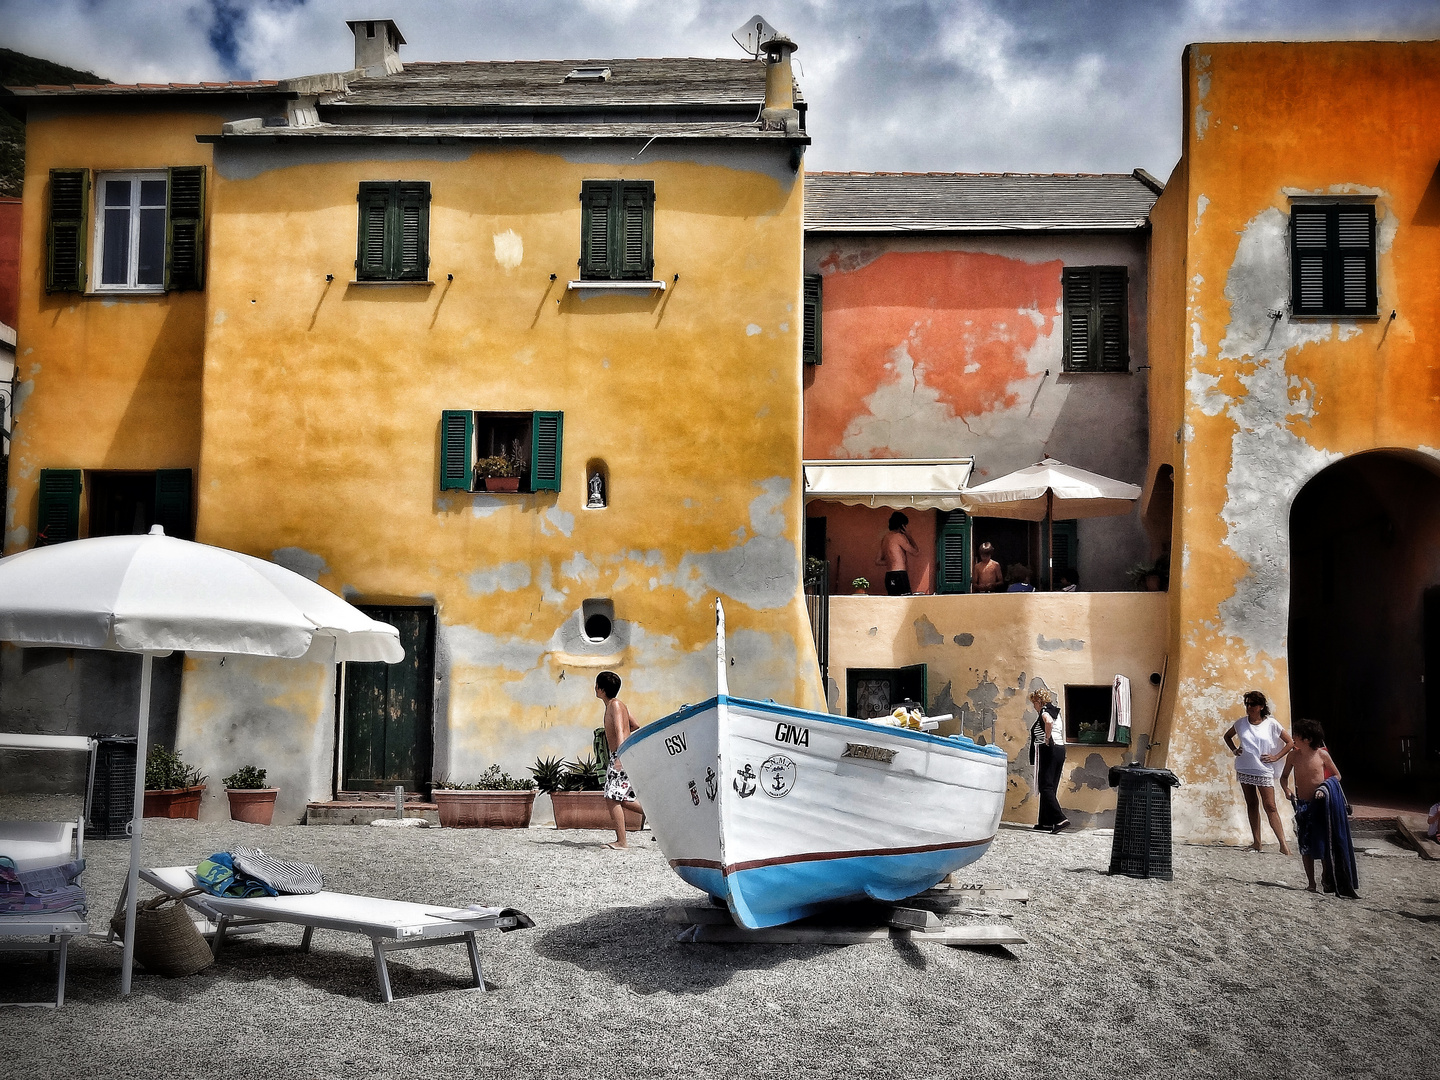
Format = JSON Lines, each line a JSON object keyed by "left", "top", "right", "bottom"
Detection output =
{"left": 7, "top": 80, "right": 282, "bottom": 96}
{"left": 203, "top": 121, "right": 801, "bottom": 143}
{"left": 804, "top": 172, "right": 1161, "bottom": 232}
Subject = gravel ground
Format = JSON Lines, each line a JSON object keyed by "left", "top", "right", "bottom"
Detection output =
{"left": 1, "top": 796, "right": 1437, "bottom": 1080}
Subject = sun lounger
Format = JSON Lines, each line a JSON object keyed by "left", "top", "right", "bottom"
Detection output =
{"left": 139, "top": 866, "right": 534, "bottom": 1002}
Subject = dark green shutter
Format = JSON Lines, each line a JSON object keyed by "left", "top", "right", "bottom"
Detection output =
{"left": 619, "top": 182, "right": 653, "bottom": 279}
{"left": 530, "top": 412, "right": 563, "bottom": 492}
{"left": 803, "top": 274, "right": 822, "bottom": 364}
{"left": 36, "top": 469, "right": 82, "bottom": 545}
{"left": 1063, "top": 266, "right": 1128, "bottom": 372}
{"left": 580, "top": 182, "right": 613, "bottom": 279}
{"left": 165, "top": 166, "right": 205, "bottom": 291}
{"left": 1049, "top": 520, "right": 1078, "bottom": 587}
{"left": 1062, "top": 268, "right": 1093, "bottom": 371}
{"left": 395, "top": 182, "right": 430, "bottom": 280}
{"left": 439, "top": 410, "right": 473, "bottom": 491}
{"left": 46, "top": 170, "right": 88, "bottom": 293}
{"left": 1291, "top": 204, "right": 1376, "bottom": 317}
{"left": 153, "top": 469, "right": 194, "bottom": 540}
{"left": 1096, "top": 268, "right": 1128, "bottom": 371}
{"left": 580, "top": 180, "right": 653, "bottom": 280}
{"left": 936, "top": 509, "right": 971, "bottom": 594}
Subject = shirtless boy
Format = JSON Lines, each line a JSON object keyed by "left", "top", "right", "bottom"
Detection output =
{"left": 876, "top": 512, "right": 921, "bottom": 595}
{"left": 973, "top": 542, "right": 1004, "bottom": 593}
{"left": 1280, "top": 717, "right": 1341, "bottom": 892}
{"left": 597, "top": 670, "right": 642, "bottom": 849}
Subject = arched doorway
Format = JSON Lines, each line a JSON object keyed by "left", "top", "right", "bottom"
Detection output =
{"left": 1288, "top": 451, "right": 1440, "bottom": 804}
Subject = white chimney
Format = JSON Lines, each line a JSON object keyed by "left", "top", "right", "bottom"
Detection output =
{"left": 346, "top": 19, "right": 405, "bottom": 77}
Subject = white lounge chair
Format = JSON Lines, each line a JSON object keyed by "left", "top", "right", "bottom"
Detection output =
{"left": 138, "top": 866, "right": 534, "bottom": 1003}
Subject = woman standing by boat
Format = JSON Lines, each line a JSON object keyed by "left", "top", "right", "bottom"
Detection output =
{"left": 1222, "top": 690, "right": 1293, "bottom": 853}
{"left": 1029, "top": 688, "right": 1070, "bottom": 833}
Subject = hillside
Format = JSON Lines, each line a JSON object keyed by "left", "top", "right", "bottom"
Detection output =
{"left": 0, "top": 47, "right": 108, "bottom": 197}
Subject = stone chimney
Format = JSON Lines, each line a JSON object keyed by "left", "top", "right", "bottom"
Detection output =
{"left": 346, "top": 19, "right": 405, "bottom": 77}
{"left": 759, "top": 36, "right": 799, "bottom": 133}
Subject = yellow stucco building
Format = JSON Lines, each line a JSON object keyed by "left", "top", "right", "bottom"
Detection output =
{"left": 2, "top": 22, "right": 822, "bottom": 822}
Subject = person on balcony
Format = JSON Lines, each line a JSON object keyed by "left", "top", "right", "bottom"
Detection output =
{"left": 876, "top": 512, "right": 920, "bottom": 595}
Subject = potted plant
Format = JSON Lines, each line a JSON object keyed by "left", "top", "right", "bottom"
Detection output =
{"left": 222, "top": 764, "right": 280, "bottom": 825}
{"left": 432, "top": 764, "right": 537, "bottom": 828}
{"left": 548, "top": 755, "right": 643, "bottom": 831}
{"left": 851, "top": 576, "right": 870, "bottom": 595}
{"left": 143, "top": 745, "right": 206, "bottom": 820}
{"left": 474, "top": 447, "right": 523, "bottom": 493}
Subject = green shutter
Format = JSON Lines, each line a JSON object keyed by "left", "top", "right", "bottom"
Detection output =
{"left": 36, "top": 469, "right": 82, "bottom": 545}
{"left": 357, "top": 182, "right": 393, "bottom": 280}
{"left": 619, "top": 182, "right": 653, "bottom": 280}
{"left": 154, "top": 469, "right": 193, "bottom": 540}
{"left": 580, "top": 181, "right": 614, "bottom": 280}
{"left": 395, "top": 182, "right": 430, "bottom": 280}
{"left": 803, "top": 274, "right": 822, "bottom": 365}
{"left": 1096, "top": 268, "right": 1128, "bottom": 371}
{"left": 165, "top": 166, "right": 205, "bottom": 291}
{"left": 1062, "top": 267, "right": 1093, "bottom": 371}
{"left": 1049, "top": 520, "right": 1078, "bottom": 588}
{"left": 46, "top": 170, "right": 89, "bottom": 293}
{"left": 936, "top": 509, "right": 971, "bottom": 594}
{"left": 530, "top": 411, "right": 563, "bottom": 492}
{"left": 440, "top": 410, "right": 474, "bottom": 491}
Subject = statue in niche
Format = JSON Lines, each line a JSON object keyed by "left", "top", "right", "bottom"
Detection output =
{"left": 587, "top": 470, "right": 606, "bottom": 508}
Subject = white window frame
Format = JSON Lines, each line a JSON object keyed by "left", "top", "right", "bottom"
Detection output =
{"left": 91, "top": 170, "right": 168, "bottom": 293}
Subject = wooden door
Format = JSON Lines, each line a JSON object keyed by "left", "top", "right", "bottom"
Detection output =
{"left": 342, "top": 605, "right": 435, "bottom": 792}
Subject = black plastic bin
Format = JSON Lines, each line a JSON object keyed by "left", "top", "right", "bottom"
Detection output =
{"left": 1107, "top": 764, "right": 1180, "bottom": 880}
{"left": 89, "top": 736, "right": 138, "bottom": 839}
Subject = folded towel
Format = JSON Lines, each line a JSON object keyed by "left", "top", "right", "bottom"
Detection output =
{"left": 231, "top": 846, "right": 324, "bottom": 895}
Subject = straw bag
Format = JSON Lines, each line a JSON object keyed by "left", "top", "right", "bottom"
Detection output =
{"left": 110, "top": 888, "right": 215, "bottom": 977}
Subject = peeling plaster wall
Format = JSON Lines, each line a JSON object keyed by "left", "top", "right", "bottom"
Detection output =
{"left": 826, "top": 592, "right": 1167, "bottom": 826}
{"left": 803, "top": 233, "right": 1151, "bottom": 592}
{"left": 1154, "top": 42, "right": 1440, "bottom": 843}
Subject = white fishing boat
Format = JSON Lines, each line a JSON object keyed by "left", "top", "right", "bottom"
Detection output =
{"left": 617, "top": 601, "right": 1009, "bottom": 929}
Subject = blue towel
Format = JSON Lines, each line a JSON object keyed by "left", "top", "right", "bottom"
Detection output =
{"left": 195, "top": 852, "right": 277, "bottom": 898}
{"left": 1318, "top": 776, "right": 1359, "bottom": 899}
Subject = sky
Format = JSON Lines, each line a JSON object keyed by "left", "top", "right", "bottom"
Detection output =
{"left": 2, "top": 0, "right": 1439, "bottom": 179}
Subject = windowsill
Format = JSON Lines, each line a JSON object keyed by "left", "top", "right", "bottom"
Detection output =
{"left": 1287, "top": 313, "right": 1381, "bottom": 322}
{"left": 89, "top": 288, "right": 166, "bottom": 297}
{"left": 350, "top": 279, "right": 437, "bottom": 287}
{"left": 566, "top": 280, "right": 667, "bottom": 293}
{"left": 1059, "top": 368, "right": 1132, "bottom": 375}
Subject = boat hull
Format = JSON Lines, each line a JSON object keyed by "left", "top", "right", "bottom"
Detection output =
{"left": 619, "top": 695, "right": 1008, "bottom": 928}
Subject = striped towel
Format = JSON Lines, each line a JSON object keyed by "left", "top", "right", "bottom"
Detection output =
{"left": 231, "top": 846, "right": 324, "bottom": 895}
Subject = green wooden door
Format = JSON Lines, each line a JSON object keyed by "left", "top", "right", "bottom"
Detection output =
{"left": 342, "top": 605, "right": 435, "bottom": 792}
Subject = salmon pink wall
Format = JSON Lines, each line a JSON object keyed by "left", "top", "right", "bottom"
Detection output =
{"left": 809, "top": 500, "right": 938, "bottom": 595}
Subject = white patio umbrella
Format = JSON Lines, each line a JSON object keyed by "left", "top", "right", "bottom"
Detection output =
{"left": 0, "top": 525, "right": 403, "bottom": 995}
{"left": 960, "top": 458, "right": 1142, "bottom": 588}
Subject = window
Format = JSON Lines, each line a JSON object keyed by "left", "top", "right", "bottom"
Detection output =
{"left": 1062, "top": 266, "right": 1128, "bottom": 372}
{"left": 356, "top": 181, "right": 430, "bottom": 281}
{"left": 1064, "top": 684, "right": 1116, "bottom": 744}
{"left": 936, "top": 509, "right": 971, "bottom": 593}
{"left": 47, "top": 167, "right": 205, "bottom": 293}
{"left": 439, "top": 410, "right": 563, "bottom": 493}
{"left": 33, "top": 468, "right": 191, "bottom": 546}
{"left": 847, "top": 665, "right": 927, "bottom": 720}
{"left": 803, "top": 274, "right": 822, "bottom": 364}
{"left": 579, "top": 180, "right": 654, "bottom": 281}
{"left": 1290, "top": 202, "right": 1377, "bottom": 317}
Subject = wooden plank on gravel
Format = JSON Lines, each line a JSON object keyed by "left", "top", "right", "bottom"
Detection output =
{"left": 913, "top": 925, "right": 1027, "bottom": 947}
{"left": 1396, "top": 818, "right": 1440, "bottom": 861}
{"left": 888, "top": 906, "right": 942, "bottom": 931}
{"left": 678, "top": 923, "right": 1025, "bottom": 947}
{"left": 664, "top": 906, "right": 735, "bottom": 925}
{"left": 924, "top": 883, "right": 1030, "bottom": 902}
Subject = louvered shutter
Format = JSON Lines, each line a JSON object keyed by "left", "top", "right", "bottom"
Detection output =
{"left": 619, "top": 182, "right": 653, "bottom": 280}
{"left": 36, "top": 469, "right": 82, "bottom": 545}
{"left": 1336, "top": 206, "right": 1376, "bottom": 316}
{"left": 153, "top": 469, "right": 194, "bottom": 540}
{"left": 580, "top": 182, "right": 613, "bottom": 279}
{"left": 439, "top": 410, "right": 474, "bottom": 491}
{"left": 357, "top": 183, "right": 393, "bottom": 280}
{"left": 1062, "top": 267, "right": 1093, "bottom": 371}
{"left": 803, "top": 274, "right": 822, "bottom": 365}
{"left": 165, "top": 166, "right": 205, "bottom": 291}
{"left": 530, "top": 411, "right": 563, "bottom": 492}
{"left": 1049, "top": 520, "right": 1078, "bottom": 589}
{"left": 1096, "top": 268, "right": 1128, "bottom": 371}
{"left": 1291, "top": 204, "right": 1376, "bottom": 317}
{"left": 1291, "top": 207, "right": 1328, "bottom": 315}
{"left": 46, "top": 170, "right": 89, "bottom": 293}
{"left": 936, "top": 509, "right": 971, "bottom": 594}
{"left": 395, "top": 183, "right": 429, "bottom": 279}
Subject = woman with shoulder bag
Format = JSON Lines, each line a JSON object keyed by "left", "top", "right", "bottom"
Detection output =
{"left": 1029, "top": 688, "right": 1071, "bottom": 834}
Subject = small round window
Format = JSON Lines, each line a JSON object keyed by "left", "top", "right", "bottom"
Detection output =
{"left": 584, "top": 612, "right": 613, "bottom": 640}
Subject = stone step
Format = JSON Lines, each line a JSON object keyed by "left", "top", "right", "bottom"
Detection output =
{"left": 305, "top": 800, "right": 439, "bottom": 826}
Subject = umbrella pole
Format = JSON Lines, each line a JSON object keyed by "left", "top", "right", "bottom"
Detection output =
{"left": 120, "top": 651, "right": 154, "bottom": 997}
{"left": 1047, "top": 491, "right": 1055, "bottom": 591}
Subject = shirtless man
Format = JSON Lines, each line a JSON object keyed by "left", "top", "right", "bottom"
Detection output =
{"left": 876, "top": 511, "right": 920, "bottom": 595}
{"left": 596, "top": 671, "right": 642, "bottom": 849}
{"left": 1280, "top": 717, "right": 1342, "bottom": 892}
{"left": 973, "top": 542, "right": 1004, "bottom": 593}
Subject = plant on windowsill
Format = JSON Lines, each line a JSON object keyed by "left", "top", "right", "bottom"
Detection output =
{"left": 475, "top": 448, "right": 524, "bottom": 493}
{"left": 143, "top": 745, "right": 207, "bottom": 820}
{"left": 221, "top": 764, "right": 280, "bottom": 825}
{"left": 432, "top": 764, "right": 537, "bottom": 828}
{"left": 851, "top": 576, "right": 870, "bottom": 595}
{"left": 550, "top": 754, "right": 642, "bottom": 832}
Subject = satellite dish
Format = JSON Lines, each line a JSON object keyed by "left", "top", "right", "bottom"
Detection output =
{"left": 732, "top": 14, "right": 781, "bottom": 58}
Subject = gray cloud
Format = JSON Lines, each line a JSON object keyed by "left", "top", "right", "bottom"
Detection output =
{"left": 2, "top": 0, "right": 1437, "bottom": 177}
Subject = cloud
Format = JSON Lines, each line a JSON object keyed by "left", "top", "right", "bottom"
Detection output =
{"left": 2, "top": 0, "right": 1437, "bottom": 175}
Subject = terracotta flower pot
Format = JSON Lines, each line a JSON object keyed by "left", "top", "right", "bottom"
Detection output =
{"left": 483, "top": 477, "right": 521, "bottom": 492}
{"left": 226, "top": 787, "right": 280, "bottom": 825}
{"left": 434, "top": 789, "right": 536, "bottom": 828}
{"left": 550, "top": 790, "right": 643, "bottom": 831}
{"left": 143, "top": 785, "right": 205, "bottom": 820}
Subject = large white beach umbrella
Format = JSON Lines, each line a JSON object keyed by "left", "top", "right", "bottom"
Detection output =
{"left": 0, "top": 525, "right": 403, "bottom": 994}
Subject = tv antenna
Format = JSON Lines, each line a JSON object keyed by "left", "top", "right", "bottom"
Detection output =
{"left": 732, "top": 14, "right": 781, "bottom": 58}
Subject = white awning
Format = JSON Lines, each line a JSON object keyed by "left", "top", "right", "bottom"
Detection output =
{"left": 803, "top": 459, "right": 974, "bottom": 512}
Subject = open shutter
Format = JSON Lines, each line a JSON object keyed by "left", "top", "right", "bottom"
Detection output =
{"left": 357, "top": 183, "right": 393, "bottom": 280}
{"left": 1336, "top": 205, "right": 1376, "bottom": 316}
{"left": 154, "top": 469, "right": 194, "bottom": 540}
{"left": 1062, "top": 267, "right": 1093, "bottom": 371}
{"left": 579, "top": 182, "right": 614, "bottom": 279}
{"left": 530, "top": 411, "right": 563, "bottom": 492}
{"left": 803, "top": 274, "right": 822, "bottom": 365}
{"left": 619, "top": 181, "right": 653, "bottom": 280}
{"left": 165, "top": 166, "right": 205, "bottom": 291}
{"left": 936, "top": 509, "right": 971, "bottom": 594}
{"left": 1096, "top": 268, "right": 1128, "bottom": 371}
{"left": 439, "top": 410, "right": 474, "bottom": 491}
{"left": 46, "top": 169, "right": 89, "bottom": 293}
{"left": 36, "top": 469, "right": 82, "bottom": 546}
{"left": 1049, "top": 520, "right": 1078, "bottom": 588}
{"left": 395, "top": 182, "right": 429, "bottom": 279}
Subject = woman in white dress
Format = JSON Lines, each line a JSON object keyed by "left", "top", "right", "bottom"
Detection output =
{"left": 1222, "top": 690, "right": 1293, "bottom": 853}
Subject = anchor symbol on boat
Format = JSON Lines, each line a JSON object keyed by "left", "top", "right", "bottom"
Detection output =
{"left": 733, "top": 763, "right": 757, "bottom": 798}
{"left": 705, "top": 767, "right": 717, "bottom": 801}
